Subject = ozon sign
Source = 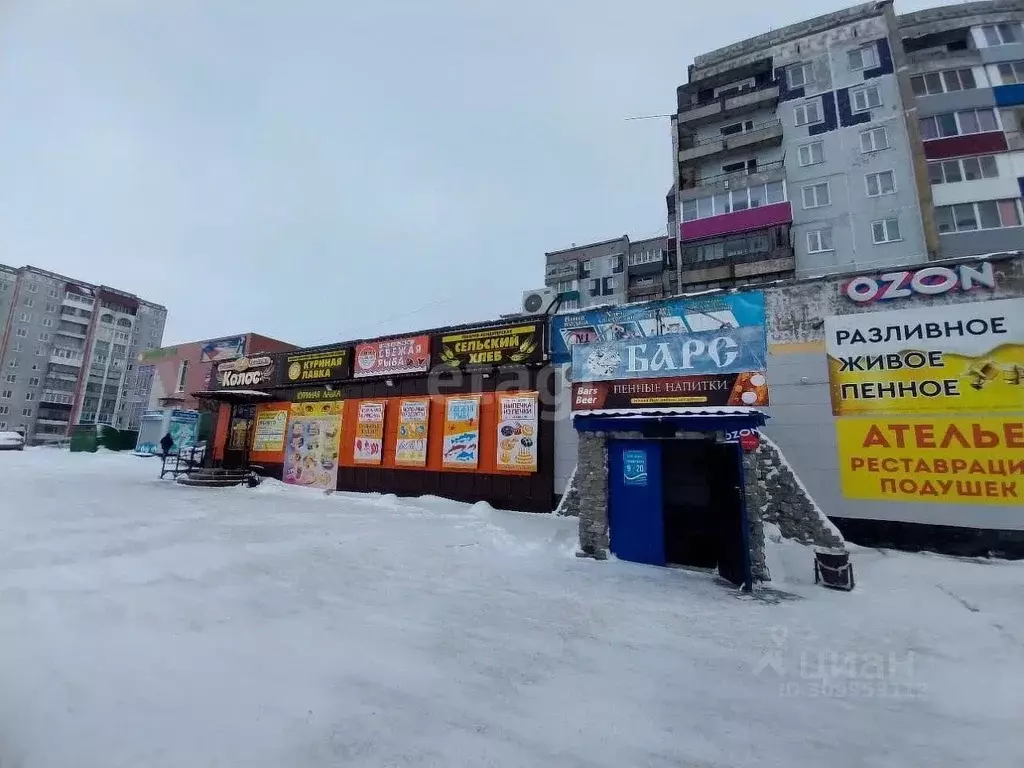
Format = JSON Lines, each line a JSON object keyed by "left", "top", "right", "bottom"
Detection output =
{"left": 217, "top": 356, "right": 273, "bottom": 388}
{"left": 843, "top": 262, "right": 996, "bottom": 304}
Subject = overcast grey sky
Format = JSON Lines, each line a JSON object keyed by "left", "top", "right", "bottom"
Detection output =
{"left": 1, "top": 0, "right": 940, "bottom": 346}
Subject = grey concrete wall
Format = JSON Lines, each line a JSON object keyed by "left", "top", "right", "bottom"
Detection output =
{"left": 914, "top": 89, "right": 998, "bottom": 117}
{"left": 938, "top": 228, "right": 1024, "bottom": 258}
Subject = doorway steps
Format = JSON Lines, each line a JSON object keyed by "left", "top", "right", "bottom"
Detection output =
{"left": 175, "top": 468, "right": 256, "bottom": 488}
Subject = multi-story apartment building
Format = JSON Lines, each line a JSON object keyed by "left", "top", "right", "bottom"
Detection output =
{"left": 671, "top": 0, "right": 1024, "bottom": 292}
{"left": 544, "top": 234, "right": 674, "bottom": 312}
{"left": 0, "top": 265, "right": 167, "bottom": 442}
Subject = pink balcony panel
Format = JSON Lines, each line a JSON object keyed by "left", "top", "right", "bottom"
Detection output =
{"left": 923, "top": 132, "right": 1007, "bottom": 161}
{"left": 679, "top": 201, "right": 793, "bottom": 242}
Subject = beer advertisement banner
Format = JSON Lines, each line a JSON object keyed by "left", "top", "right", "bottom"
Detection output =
{"left": 436, "top": 323, "right": 543, "bottom": 368}
{"left": 836, "top": 416, "right": 1024, "bottom": 506}
{"left": 252, "top": 409, "right": 288, "bottom": 453}
{"left": 276, "top": 348, "right": 351, "bottom": 386}
{"left": 825, "top": 298, "right": 1024, "bottom": 415}
{"left": 283, "top": 401, "right": 343, "bottom": 490}
{"left": 572, "top": 372, "right": 769, "bottom": 411}
{"left": 354, "top": 335, "right": 431, "bottom": 378}
{"left": 550, "top": 291, "right": 766, "bottom": 363}
{"left": 571, "top": 325, "right": 768, "bottom": 384}
{"left": 496, "top": 392, "right": 539, "bottom": 472}
{"left": 354, "top": 400, "right": 386, "bottom": 464}
{"left": 216, "top": 355, "right": 275, "bottom": 389}
{"left": 395, "top": 398, "right": 430, "bottom": 467}
{"left": 442, "top": 395, "right": 481, "bottom": 469}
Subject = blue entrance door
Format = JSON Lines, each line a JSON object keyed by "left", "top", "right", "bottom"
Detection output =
{"left": 608, "top": 440, "right": 664, "bottom": 566}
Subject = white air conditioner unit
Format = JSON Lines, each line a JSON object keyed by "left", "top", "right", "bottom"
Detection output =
{"left": 521, "top": 288, "right": 558, "bottom": 316}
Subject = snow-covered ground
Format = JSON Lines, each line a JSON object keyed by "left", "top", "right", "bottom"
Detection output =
{"left": 2, "top": 449, "right": 1022, "bottom": 767}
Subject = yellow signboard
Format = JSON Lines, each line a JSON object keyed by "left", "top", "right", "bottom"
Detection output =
{"left": 836, "top": 416, "right": 1024, "bottom": 506}
{"left": 825, "top": 298, "right": 1024, "bottom": 415}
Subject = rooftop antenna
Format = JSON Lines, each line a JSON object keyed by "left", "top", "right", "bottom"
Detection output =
{"left": 625, "top": 113, "right": 674, "bottom": 121}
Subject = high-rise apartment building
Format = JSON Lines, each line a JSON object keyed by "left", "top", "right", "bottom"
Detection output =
{"left": 544, "top": 234, "right": 674, "bottom": 312}
{"left": 671, "top": 0, "right": 1024, "bottom": 292}
{"left": 0, "top": 265, "right": 167, "bottom": 442}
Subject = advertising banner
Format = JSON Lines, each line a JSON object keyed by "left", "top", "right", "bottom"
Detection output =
{"left": 836, "top": 416, "right": 1024, "bottom": 506}
{"left": 168, "top": 410, "right": 199, "bottom": 450}
{"left": 442, "top": 395, "right": 481, "bottom": 469}
{"left": 200, "top": 336, "right": 246, "bottom": 363}
{"left": 496, "top": 392, "right": 539, "bottom": 472}
{"left": 252, "top": 409, "right": 288, "bottom": 453}
{"left": 550, "top": 291, "right": 766, "bottom": 363}
{"left": 825, "top": 298, "right": 1024, "bottom": 415}
{"left": 571, "top": 325, "right": 768, "bottom": 383}
{"left": 276, "top": 348, "right": 350, "bottom": 386}
{"left": 395, "top": 398, "right": 430, "bottom": 467}
{"left": 354, "top": 400, "right": 386, "bottom": 464}
{"left": 282, "top": 401, "right": 343, "bottom": 490}
{"left": 354, "top": 335, "right": 430, "bottom": 378}
{"left": 572, "top": 371, "right": 769, "bottom": 410}
{"left": 436, "top": 323, "right": 543, "bottom": 368}
{"left": 287, "top": 388, "right": 344, "bottom": 403}
{"left": 216, "top": 356, "right": 276, "bottom": 389}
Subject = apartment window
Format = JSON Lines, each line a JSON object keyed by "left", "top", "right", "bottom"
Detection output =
{"left": 22, "top": 408, "right": 32, "bottom": 417}
{"left": 26, "top": 282, "right": 38, "bottom": 293}
{"left": 8, "top": 359, "right": 17, "bottom": 368}
{"left": 997, "top": 61, "right": 1024, "bottom": 84}
{"left": 935, "top": 199, "right": 1023, "bottom": 233}
{"left": 11, "top": 342, "right": 21, "bottom": 353}
{"left": 611, "top": 255, "right": 624, "bottom": 274}
{"left": 47, "top": 287, "right": 58, "bottom": 298}
{"left": 35, "top": 346, "right": 44, "bottom": 356}
{"left": 848, "top": 45, "right": 878, "bottom": 71}
{"left": 859, "top": 127, "right": 889, "bottom": 153}
{"left": 928, "top": 155, "right": 998, "bottom": 184}
{"left": 798, "top": 141, "right": 824, "bottom": 166}
{"left": 15, "top": 328, "right": 27, "bottom": 338}
{"left": 23, "top": 297, "right": 34, "bottom": 308}
{"left": 788, "top": 62, "right": 813, "bottom": 88}
{"left": 681, "top": 199, "right": 697, "bottom": 222}
{"left": 919, "top": 109, "right": 999, "bottom": 139}
{"left": 911, "top": 68, "right": 976, "bottom": 96}
{"left": 0, "top": 391, "right": 9, "bottom": 400}
{"left": 580, "top": 259, "right": 592, "bottom": 277}
{"left": 794, "top": 100, "right": 822, "bottom": 126}
{"left": 4, "top": 374, "right": 14, "bottom": 383}
{"left": 0, "top": 407, "right": 7, "bottom": 416}
{"left": 25, "top": 392, "right": 34, "bottom": 402}
{"left": 722, "top": 161, "right": 747, "bottom": 173}
{"left": 552, "top": 279, "right": 575, "bottom": 293}
{"left": 765, "top": 181, "right": 785, "bottom": 204}
{"left": 39, "top": 332, "right": 50, "bottom": 341}
{"left": 865, "top": 170, "right": 896, "bottom": 197}
{"left": 981, "top": 23, "right": 1021, "bottom": 47}
{"left": 852, "top": 85, "right": 881, "bottom": 112}
{"left": 801, "top": 182, "right": 831, "bottom": 209}
{"left": 45, "top": 302, "right": 56, "bottom": 313}
{"left": 872, "top": 218, "right": 902, "bottom": 244}
{"left": 28, "top": 377, "right": 40, "bottom": 387}
{"left": 806, "top": 227, "right": 834, "bottom": 253}
{"left": 18, "top": 312, "right": 31, "bottom": 323}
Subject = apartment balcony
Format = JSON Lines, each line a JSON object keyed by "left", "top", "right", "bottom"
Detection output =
{"left": 60, "top": 309, "right": 91, "bottom": 326}
{"left": 39, "top": 391, "right": 74, "bottom": 406}
{"left": 680, "top": 200, "right": 792, "bottom": 243}
{"left": 56, "top": 325, "right": 88, "bottom": 339}
{"left": 678, "top": 119, "right": 783, "bottom": 164}
{"left": 678, "top": 225, "right": 795, "bottom": 289}
{"left": 627, "top": 276, "right": 664, "bottom": 298}
{"left": 545, "top": 262, "right": 579, "bottom": 281}
{"left": 677, "top": 84, "right": 780, "bottom": 127}
{"left": 50, "top": 352, "right": 83, "bottom": 367}
{"left": 679, "top": 160, "right": 785, "bottom": 197}
{"left": 44, "top": 369, "right": 78, "bottom": 382}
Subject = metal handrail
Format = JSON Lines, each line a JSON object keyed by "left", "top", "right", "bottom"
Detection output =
{"left": 681, "top": 118, "right": 782, "bottom": 148}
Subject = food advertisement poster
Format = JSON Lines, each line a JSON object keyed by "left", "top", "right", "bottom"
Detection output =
{"left": 496, "top": 392, "right": 539, "bottom": 472}
{"left": 252, "top": 409, "right": 288, "bottom": 453}
{"left": 277, "top": 348, "right": 351, "bottom": 386}
{"left": 395, "top": 398, "right": 430, "bottom": 467}
{"left": 354, "top": 335, "right": 431, "bottom": 378}
{"left": 550, "top": 291, "right": 766, "bottom": 363}
{"left": 442, "top": 396, "right": 481, "bottom": 469}
{"left": 282, "top": 401, "right": 343, "bottom": 490}
{"left": 168, "top": 410, "right": 200, "bottom": 452}
{"left": 571, "top": 372, "right": 769, "bottom": 410}
{"left": 436, "top": 324, "right": 543, "bottom": 368}
{"left": 354, "top": 400, "right": 386, "bottom": 464}
{"left": 836, "top": 416, "right": 1024, "bottom": 506}
{"left": 200, "top": 335, "right": 246, "bottom": 363}
{"left": 825, "top": 298, "right": 1024, "bottom": 415}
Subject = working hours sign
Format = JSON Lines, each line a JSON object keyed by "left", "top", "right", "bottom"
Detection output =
{"left": 825, "top": 298, "right": 1024, "bottom": 415}
{"left": 436, "top": 323, "right": 542, "bottom": 368}
{"left": 836, "top": 416, "right": 1024, "bottom": 506}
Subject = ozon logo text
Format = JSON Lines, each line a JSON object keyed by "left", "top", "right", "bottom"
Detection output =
{"left": 843, "top": 262, "right": 995, "bottom": 303}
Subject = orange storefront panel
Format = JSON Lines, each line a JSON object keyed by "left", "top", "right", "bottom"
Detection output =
{"left": 249, "top": 401, "right": 291, "bottom": 464}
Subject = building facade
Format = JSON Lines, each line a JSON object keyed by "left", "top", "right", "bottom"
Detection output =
{"left": 0, "top": 265, "right": 167, "bottom": 442}
{"left": 543, "top": 235, "right": 674, "bottom": 312}
{"left": 672, "top": 0, "right": 1024, "bottom": 292}
{"left": 138, "top": 333, "right": 297, "bottom": 412}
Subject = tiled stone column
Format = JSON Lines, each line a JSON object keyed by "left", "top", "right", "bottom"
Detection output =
{"left": 743, "top": 451, "right": 769, "bottom": 582}
{"left": 576, "top": 432, "right": 609, "bottom": 558}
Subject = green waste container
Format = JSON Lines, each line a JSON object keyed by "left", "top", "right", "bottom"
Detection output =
{"left": 70, "top": 424, "right": 99, "bottom": 453}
